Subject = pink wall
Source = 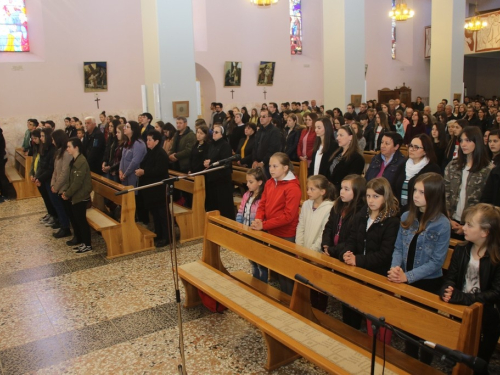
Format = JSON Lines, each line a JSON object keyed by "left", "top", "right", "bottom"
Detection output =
{"left": 0, "top": 0, "right": 145, "bottom": 159}
{"left": 365, "top": 0, "right": 432, "bottom": 105}
{"left": 193, "top": 0, "right": 324, "bottom": 118}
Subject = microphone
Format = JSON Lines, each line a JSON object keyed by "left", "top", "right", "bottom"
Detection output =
{"left": 210, "top": 154, "right": 241, "bottom": 167}
{"left": 423, "top": 341, "right": 488, "bottom": 372}
{"left": 294, "top": 274, "right": 310, "bottom": 285}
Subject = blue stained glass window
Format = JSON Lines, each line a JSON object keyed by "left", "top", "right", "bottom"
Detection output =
{"left": 0, "top": 0, "right": 29, "bottom": 52}
{"left": 290, "top": 0, "right": 302, "bottom": 55}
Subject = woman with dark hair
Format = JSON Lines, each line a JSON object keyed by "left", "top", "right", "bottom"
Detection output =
{"left": 490, "top": 111, "right": 500, "bottom": 131}
{"left": 62, "top": 137, "right": 93, "bottom": 253}
{"left": 444, "top": 119, "right": 466, "bottom": 170}
{"left": 393, "top": 110, "right": 409, "bottom": 139}
{"left": 189, "top": 124, "right": 210, "bottom": 173}
{"left": 162, "top": 122, "right": 176, "bottom": 154}
{"left": 403, "top": 111, "right": 426, "bottom": 145}
{"left": 283, "top": 113, "right": 301, "bottom": 162}
{"left": 350, "top": 122, "right": 366, "bottom": 152}
{"left": 457, "top": 103, "right": 467, "bottom": 119}
{"left": 297, "top": 112, "right": 318, "bottom": 167}
{"left": 107, "top": 124, "right": 128, "bottom": 183}
{"left": 119, "top": 121, "right": 147, "bottom": 188}
{"left": 135, "top": 130, "right": 171, "bottom": 248}
{"left": 102, "top": 119, "right": 119, "bottom": 180}
{"left": 327, "top": 125, "right": 364, "bottom": 191}
{"left": 49, "top": 129, "right": 73, "bottom": 238}
{"left": 389, "top": 172, "right": 450, "bottom": 364}
{"left": 119, "top": 117, "right": 127, "bottom": 125}
{"left": 422, "top": 113, "right": 433, "bottom": 135}
{"left": 332, "top": 116, "right": 345, "bottom": 140}
{"left": 333, "top": 107, "right": 343, "bottom": 117}
{"left": 445, "top": 126, "right": 492, "bottom": 239}
{"left": 431, "top": 122, "right": 447, "bottom": 170}
{"left": 35, "top": 128, "right": 59, "bottom": 227}
{"left": 98, "top": 111, "right": 107, "bottom": 134}
{"left": 308, "top": 117, "right": 338, "bottom": 178}
{"left": 241, "top": 106, "right": 250, "bottom": 123}
{"left": 236, "top": 123, "right": 257, "bottom": 167}
{"left": 203, "top": 124, "right": 235, "bottom": 219}
{"left": 394, "top": 134, "right": 442, "bottom": 213}
{"left": 477, "top": 108, "right": 488, "bottom": 133}
{"left": 373, "top": 111, "right": 391, "bottom": 151}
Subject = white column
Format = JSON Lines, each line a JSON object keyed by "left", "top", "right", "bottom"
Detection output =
{"left": 141, "top": 0, "right": 198, "bottom": 125}
{"left": 323, "top": 0, "right": 365, "bottom": 111}
{"left": 429, "top": 0, "right": 465, "bottom": 107}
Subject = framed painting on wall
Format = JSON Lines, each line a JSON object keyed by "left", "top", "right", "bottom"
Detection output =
{"left": 257, "top": 61, "right": 276, "bottom": 86}
{"left": 224, "top": 61, "right": 242, "bottom": 87}
{"left": 173, "top": 101, "right": 189, "bottom": 117}
{"left": 84, "top": 62, "right": 107, "bottom": 92}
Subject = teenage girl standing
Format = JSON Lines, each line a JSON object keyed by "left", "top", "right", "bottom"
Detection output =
{"left": 236, "top": 168, "right": 267, "bottom": 282}
{"left": 251, "top": 152, "right": 302, "bottom": 295}
{"left": 441, "top": 204, "right": 500, "bottom": 370}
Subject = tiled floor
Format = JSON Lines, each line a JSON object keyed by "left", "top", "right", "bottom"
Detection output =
{"left": 0, "top": 198, "right": 498, "bottom": 374}
{"left": 0, "top": 198, "right": 327, "bottom": 375}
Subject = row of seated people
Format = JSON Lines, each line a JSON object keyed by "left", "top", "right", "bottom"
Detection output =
{"left": 233, "top": 150, "right": 500, "bottom": 372}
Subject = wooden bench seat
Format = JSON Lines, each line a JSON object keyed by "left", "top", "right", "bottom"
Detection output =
{"left": 180, "top": 261, "right": 406, "bottom": 374}
{"left": 169, "top": 170, "right": 205, "bottom": 243}
{"left": 179, "top": 212, "right": 482, "bottom": 375}
{"left": 90, "top": 173, "right": 156, "bottom": 259}
{"left": 6, "top": 148, "right": 41, "bottom": 199}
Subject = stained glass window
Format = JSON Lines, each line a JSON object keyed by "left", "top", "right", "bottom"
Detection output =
{"left": 0, "top": 0, "right": 29, "bottom": 52}
{"left": 391, "top": 0, "right": 396, "bottom": 59}
{"left": 290, "top": 0, "right": 302, "bottom": 55}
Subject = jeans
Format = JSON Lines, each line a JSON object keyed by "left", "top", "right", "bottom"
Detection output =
{"left": 45, "top": 181, "right": 70, "bottom": 229}
{"left": 250, "top": 260, "right": 268, "bottom": 283}
{"left": 278, "top": 236, "right": 295, "bottom": 295}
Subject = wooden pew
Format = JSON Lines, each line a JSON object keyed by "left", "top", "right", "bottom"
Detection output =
{"left": 169, "top": 170, "right": 206, "bottom": 243}
{"left": 89, "top": 173, "right": 156, "bottom": 259}
{"left": 363, "top": 151, "right": 378, "bottom": 175}
{"left": 179, "top": 212, "right": 482, "bottom": 375}
{"left": 4, "top": 148, "right": 41, "bottom": 199}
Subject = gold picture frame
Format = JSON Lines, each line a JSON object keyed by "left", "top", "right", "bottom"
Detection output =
{"left": 172, "top": 101, "right": 189, "bottom": 117}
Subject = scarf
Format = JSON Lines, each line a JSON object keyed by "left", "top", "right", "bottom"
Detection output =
{"left": 405, "top": 157, "right": 429, "bottom": 181}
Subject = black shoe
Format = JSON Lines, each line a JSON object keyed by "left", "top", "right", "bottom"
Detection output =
{"left": 53, "top": 228, "right": 72, "bottom": 239}
{"left": 155, "top": 239, "right": 167, "bottom": 248}
{"left": 76, "top": 245, "right": 92, "bottom": 254}
{"left": 66, "top": 237, "right": 79, "bottom": 246}
{"left": 51, "top": 222, "right": 61, "bottom": 229}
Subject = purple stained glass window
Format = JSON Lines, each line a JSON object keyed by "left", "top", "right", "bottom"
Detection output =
{"left": 391, "top": 0, "right": 396, "bottom": 59}
{"left": 290, "top": 0, "right": 302, "bottom": 55}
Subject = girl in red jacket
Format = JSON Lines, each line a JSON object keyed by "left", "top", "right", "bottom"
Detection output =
{"left": 297, "top": 113, "right": 318, "bottom": 167}
{"left": 251, "top": 152, "right": 302, "bottom": 294}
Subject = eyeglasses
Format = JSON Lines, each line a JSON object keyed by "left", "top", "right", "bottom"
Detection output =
{"left": 408, "top": 144, "right": 424, "bottom": 150}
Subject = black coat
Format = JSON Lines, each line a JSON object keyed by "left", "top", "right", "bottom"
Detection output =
{"left": 190, "top": 142, "right": 209, "bottom": 173}
{"left": 213, "top": 111, "right": 226, "bottom": 125}
{"left": 481, "top": 164, "right": 500, "bottom": 207}
{"left": 321, "top": 202, "right": 364, "bottom": 259}
{"left": 393, "top": 161, "right": 442, "bottom": 212}
{"left": 252, "top": 124, "right": 284, "bottom": 166}
{"left": 364, "top": 123, "right": 375, "bottom": 151}
{"left": 327, "top": 151, "right": 365, "bottom": 192}
{"left": 340, "top": 208, "right": 400, "bottom": 276}
{"left": 205, "top": 138, "right": 235, "bottom": 219}
{"left": 364, "top": 151, "right": 407, "bottom": 194}
{"left": 236, "top": 135, "right": 256, "bottom": 167}
{"left": 35, "top": 144, "right": 55, "bottom": 182}
{"left": 284, "top": 127, "right": 301, "bottom": 162}
{"left": 440, "top": 243, "right": 500, "bottom": 338}
{"left": 308, "top": 139, "right": 339, "bottom": 178}
{"left": 229, "top": 124, "right": 246, "bottom": 153}
{"left": 138, "top": 143, "right": 169, "bottom": 209}
{"left": 83, "top": 128, "right": 106, "bottom": 175}
{"left": 102, "top": 135, "right": 117, "bottom": 166}
{"left": 140, "top": 124, "right": 155, "bottom": 142}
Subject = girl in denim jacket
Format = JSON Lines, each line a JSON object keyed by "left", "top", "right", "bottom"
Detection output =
{"left": 388, "top": 172, "right": 451, "bottom": 364}
{"left": 236, "top": 167, "right": 267, "bottom": 282}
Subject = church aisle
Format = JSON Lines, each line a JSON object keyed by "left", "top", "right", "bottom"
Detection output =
{"left": 0, "top": 198, "right": 325, "bottom": 374}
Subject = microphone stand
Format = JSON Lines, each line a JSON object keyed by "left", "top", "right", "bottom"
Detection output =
{"left": 116, "top": 165, "right": 228, "bottom": 375}
{"left": 294, "top": 274, "right": 478, "bottom": 374}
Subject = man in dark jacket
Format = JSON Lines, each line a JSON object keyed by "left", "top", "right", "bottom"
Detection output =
{"left": 364, "top": 132, "right": 407, "bottom": 193}
{"left": 213, "top": 103, "right": 226, "bottom": 125}
{"left": 168, "top": 117, "right": 196, "bottom": 173}
{"left": 252, "top": 109, "right": 284, "bottom": 177}
{"left": 83, "top": 117, "right": 106, "bottom": 175}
